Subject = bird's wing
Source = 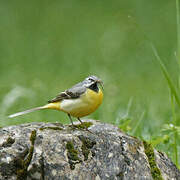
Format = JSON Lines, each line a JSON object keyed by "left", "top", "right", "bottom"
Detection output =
{"left": 48, "top": 82, "right": 86, "bottom": 103}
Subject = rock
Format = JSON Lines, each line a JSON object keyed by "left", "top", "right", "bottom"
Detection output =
{"left": 0, "top": 119, "right": 179, "bottom": 180}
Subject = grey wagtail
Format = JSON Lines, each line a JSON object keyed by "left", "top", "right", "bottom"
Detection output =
{"left": 8, "top": 75, "right": 103, "bottom": 125}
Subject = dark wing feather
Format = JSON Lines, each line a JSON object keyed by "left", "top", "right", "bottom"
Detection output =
{"left": 48, "top": 82, "right": 86, "bottom": 103}
{"left": 48, "top": 92, "right": 70, "bottom": 103}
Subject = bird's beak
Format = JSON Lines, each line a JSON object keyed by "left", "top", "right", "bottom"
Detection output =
{"left": 96, "top": 80, "right": 104, "bottom": 90}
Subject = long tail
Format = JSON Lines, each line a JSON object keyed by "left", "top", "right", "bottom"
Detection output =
{"left": 8, "top": 102, "right": 61, "bottom": 118}
{"left": 8, "top": 106, "right": 46, "bottom": 118}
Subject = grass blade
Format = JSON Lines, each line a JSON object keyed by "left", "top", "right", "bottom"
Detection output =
{"left": 151, "top": 44, "right": 179, "bottom": 166}
{"left": 132, "top": 111, "right": 145, "bottom": 135}
{"left": 151, "top": 44, "right": 180, "bottom": 108}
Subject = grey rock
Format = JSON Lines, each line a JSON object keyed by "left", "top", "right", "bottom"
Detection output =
{"left": 0, "top": 120, "right": 179, "bottom": 180}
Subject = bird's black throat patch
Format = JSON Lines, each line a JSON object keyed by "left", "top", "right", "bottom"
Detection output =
{"left": 88, "top": 83, "right": 99, "bottom": 93}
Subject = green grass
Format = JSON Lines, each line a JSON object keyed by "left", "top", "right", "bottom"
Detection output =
{"left": 151, "top": 44, "right": 179, "bottom": 167}
{"left": 148, "top": 0, "right": 180, "bottom": 167}
{"left": 0, "top": 0, "right": 179, "bottom": 167}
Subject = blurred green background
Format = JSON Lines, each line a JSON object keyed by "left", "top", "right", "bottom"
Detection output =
{"left": 0, "top": 1, "right": 179, "bottom": 161}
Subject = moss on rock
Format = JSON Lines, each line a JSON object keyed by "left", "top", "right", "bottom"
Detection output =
{"left": 78, "top": 135, "right": 96, "bottom": 161}
{"left": 71, "top": 122, "right": 93, "bottom": 130}
{"left": 39, "top": 126, "right": 63, "bottom": 131}
{"left": 2, "top": 137, "right": 15, "bottom": 148}
{"left": 66, "top": 141, "right": 82, "bottom": 170}
{"left": 143, "top": 141, "right": 163, "bottom": 180}
{"left": 16, "top": 130, "right": 37, "bottom": 180}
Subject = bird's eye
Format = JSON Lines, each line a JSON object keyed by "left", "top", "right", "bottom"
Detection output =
{"left": 88, "top": 78, "right": 94, "bottom": 81}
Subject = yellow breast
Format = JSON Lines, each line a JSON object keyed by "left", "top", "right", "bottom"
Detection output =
{"left": 60, "top": 88, "right": 103, "bottom": 117}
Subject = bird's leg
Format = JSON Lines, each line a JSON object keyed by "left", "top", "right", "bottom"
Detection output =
{"left": 77, "top": 117, "right": 83, "bottom": 124}
{"left": 77, "top": 117, "right": 95, "bottom": 134}
{"left": 68, "top": 114, "right": 74, "bottom": 126}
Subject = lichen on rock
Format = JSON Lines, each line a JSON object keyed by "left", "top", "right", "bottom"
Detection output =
{"left": 0, "top": 120, "right": 179, "bottom": 180}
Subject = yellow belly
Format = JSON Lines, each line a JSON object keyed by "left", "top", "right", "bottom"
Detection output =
{"left": 59, "top": 88, "right": 103, "bottom": 117}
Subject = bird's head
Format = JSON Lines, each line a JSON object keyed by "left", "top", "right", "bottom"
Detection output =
{"left": 84, "top": 75, "right": 103, "bottom": 91}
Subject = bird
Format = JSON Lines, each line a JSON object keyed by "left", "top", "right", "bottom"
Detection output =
{"left": 8, "top": 75, "right": 103, "bottom": 125}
